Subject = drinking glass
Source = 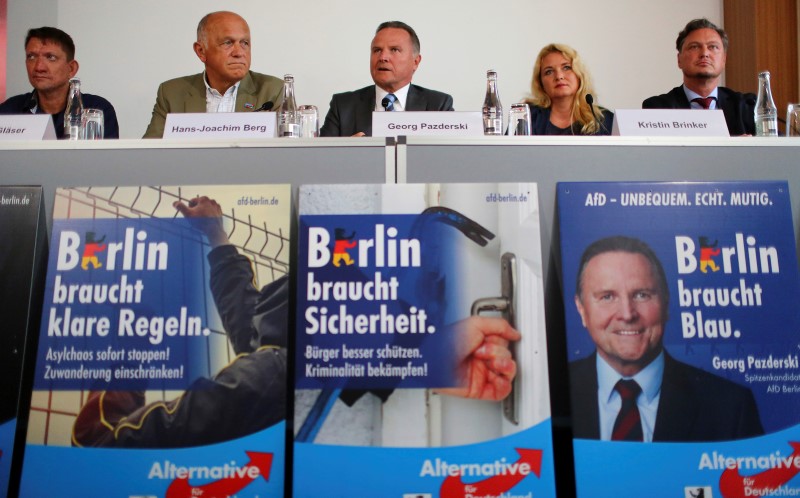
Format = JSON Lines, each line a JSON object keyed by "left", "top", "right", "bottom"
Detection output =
{"left": 299, "top": 105, "right": 319, "bottom": 138}
{"left": 508, "top": 103, "right": 531, "bottom": 136}
{"left": 787, "top": 103, "right": 800, "bottom": 137}
{"left": 82, "top": 108, "right": 104, "bottom": 140}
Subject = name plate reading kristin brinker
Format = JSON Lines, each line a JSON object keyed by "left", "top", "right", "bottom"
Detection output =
{"left": 163, "top": 112, "right": 276, "bottom": 139}
{"left": 0, "top": 115, "right": 56, "bottom": 140}
{"left": 372, "top": 111, "right": 484, "bottom": 137}
{"left": 612, "top": 109, "right": 729, "bottom": 137}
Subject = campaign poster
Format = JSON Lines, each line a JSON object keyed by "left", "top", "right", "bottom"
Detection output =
{"left": 0, "top": 186, "right": 45, "bottom": 498}
{"left": 294, "top": 183, "right": 555, "bottom": 497}
{"left": 558, "top": 181, "right": 800, "bottom": 498}
{"left": 18, "top": 185, "right": 290, "bottom": 498}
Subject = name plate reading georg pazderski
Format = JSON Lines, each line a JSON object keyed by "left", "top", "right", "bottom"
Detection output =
{"left": 372, "top": 111, "right": 484, "bottom": 137}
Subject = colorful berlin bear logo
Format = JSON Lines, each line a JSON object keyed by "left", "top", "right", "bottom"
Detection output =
{"left": 81, "top": 231, "right": 107, "bottom": 270}
{"left": 699, "top": 236, "right": 720, "bottom": 273}
{"left": 332, "top": 228, "right": 357, "bottom": 267}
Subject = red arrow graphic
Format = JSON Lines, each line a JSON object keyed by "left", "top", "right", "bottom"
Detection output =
{"left": 440, "top": 448, "right": 542, "bottom": 498}
{"left": 166, "top": 451, "right": 273, "bottom": 498}
{"left": 719, "top": 442, "right": 800, "bottom": 498}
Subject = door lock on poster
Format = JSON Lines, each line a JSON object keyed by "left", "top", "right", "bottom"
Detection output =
{"left": 471, "top": 252, "right": 519, "bottom": 424}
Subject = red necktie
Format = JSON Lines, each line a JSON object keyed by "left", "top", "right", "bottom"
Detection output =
{"left": 692, "top": 97, "right": 716, "bottom": 109}
{"left": 612, "top": 379, "right": 643, "bottom": 441}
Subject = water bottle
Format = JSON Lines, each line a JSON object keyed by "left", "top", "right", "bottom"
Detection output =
{"left": 755, "top": 71, "right": 778, "bottom": 137}
{"left": 277, "top": 74, "right": 300, "bottom": 138}
{"left": 64, "top": 78, "right": 84, "bottom": 140}
{"left": 482, "top": 70, "right": 503, "bottom": 135}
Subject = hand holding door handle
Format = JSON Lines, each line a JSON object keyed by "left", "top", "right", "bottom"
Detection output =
{"left": 435, "top": 315, "right": 520, "bottom": 401}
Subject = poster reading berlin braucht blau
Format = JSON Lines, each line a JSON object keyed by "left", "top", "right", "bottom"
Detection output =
{"left": 559, "top": 181, "right": 800, "bottom": 498}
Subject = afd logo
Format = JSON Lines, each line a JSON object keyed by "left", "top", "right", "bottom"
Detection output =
{"left": 307, "top": 224, "right": 420, "bottom": 269}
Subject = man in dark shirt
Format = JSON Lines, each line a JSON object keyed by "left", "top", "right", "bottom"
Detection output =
{"left": 642, "top": 18, "right": 755, "bottom": 136}
{"left": 0, "top": 27, "right": 119, "bottom": 139}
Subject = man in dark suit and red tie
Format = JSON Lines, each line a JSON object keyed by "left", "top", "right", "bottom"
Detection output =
{"left": 642, "top": 18, "right": 756, "bottom": 136}
{"left": 568, "top": 236, "right": 763, "bottom": 442}
{"left": 319, "top": 21, "right": 453, "bottom": 137}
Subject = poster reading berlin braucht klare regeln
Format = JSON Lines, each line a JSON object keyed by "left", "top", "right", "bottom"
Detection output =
{"left": 559, "top": 181, "right": 800, "bottom": 498}
{"left": 18, "top": 185, "right": 290, "bottom": 498}
{"left": 294, "top": 183, "right": 555, "bottom": 498}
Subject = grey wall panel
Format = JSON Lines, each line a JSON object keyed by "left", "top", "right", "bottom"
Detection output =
{"left": 0, "top": 139, "right": 389, "bottom": 229}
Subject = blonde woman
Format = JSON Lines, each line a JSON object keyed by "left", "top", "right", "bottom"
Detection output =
{"left": 523, "top": 43, "right": 613, "bottom": 135}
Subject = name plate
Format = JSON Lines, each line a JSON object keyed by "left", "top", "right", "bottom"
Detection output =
{"left": 612, "top": 109, "right": 729, "bottom": 137}
{"left": 163, "top": 112, "right": 276, "bottom": 138}
{"left": 372, "top": 111, "right": 484, "bottom": 137}
{"left": 0, "top": 115, "right": 56, "bottom": 140}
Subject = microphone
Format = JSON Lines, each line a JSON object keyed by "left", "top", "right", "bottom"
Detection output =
{"left": 253, "top": 101, "right": 274, "bottom": 112}
{"left": 381, "top": 97, "right": 391, "bottom": 110}
{"left": 585, "top": 94, "right": 606, "bottom": 134}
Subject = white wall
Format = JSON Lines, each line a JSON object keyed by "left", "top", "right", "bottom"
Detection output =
{"left": 6, "top": 0, "right": 722, "bottom": 138}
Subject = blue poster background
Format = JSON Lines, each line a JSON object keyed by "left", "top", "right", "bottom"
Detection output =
{"left": 296, "top": 214, "right": 462, "bottom": 390}
{"left": 19, "top": 423, "right": 285, "bottom": 497}
{"left": 35, "top": 217, "right": 212, "bottom": 391}
{"left": 294, "top": 420, "right": 556, "bottom": 498}
{"left": 559, "top": 181, "right": 800, "bottom": 497}
{"left": 0, "top": 420, "right": 14, "bottom": 498}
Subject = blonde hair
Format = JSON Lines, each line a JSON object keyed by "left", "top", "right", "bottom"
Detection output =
{"left": 526, "top": 43, "right": 601, "bottom": 135}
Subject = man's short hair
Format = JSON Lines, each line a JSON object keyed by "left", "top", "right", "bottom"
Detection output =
{"left": 196, "top": 12, "right": 216, "bottom": 45}
{"left": 676, "top": 18, "right": 729, "bottom": 52}
{"left": 575, "top": 236, "right": 670, "bottom": 311}
{"left": 196, "top": 11, "right": 243, "bottom": 46}
{"left": 25, "top": 27, "right": 75, "bottom": 61}
{"left": 376, "top": 21, "right": 420, "bottom": 55}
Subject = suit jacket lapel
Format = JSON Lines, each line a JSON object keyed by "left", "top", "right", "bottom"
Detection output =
{"left": 235, "top": 72, "right": 258, "bottom": 112}
{"left": 653, "top": 353, "right": 698, "bottom": 440}
{"left": 715, "top": 87, "right": 728, "bottom": 112}
{"left": 358, "top": 86, "right": 376, "bottom": 136}
{"left": 570, "top": 353, "right": 601, "bottom": 439}
{"left": 185, "top": 74, "right": 207, "bottom": 113}
{"left": 714, "top": 88, "right": 738, "bottom": 132}
{"left": 406, "top": 85, "right": 421, "bottom": 111}
{"left": 674, "top": 86, "right": 691, "bottom": 108}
